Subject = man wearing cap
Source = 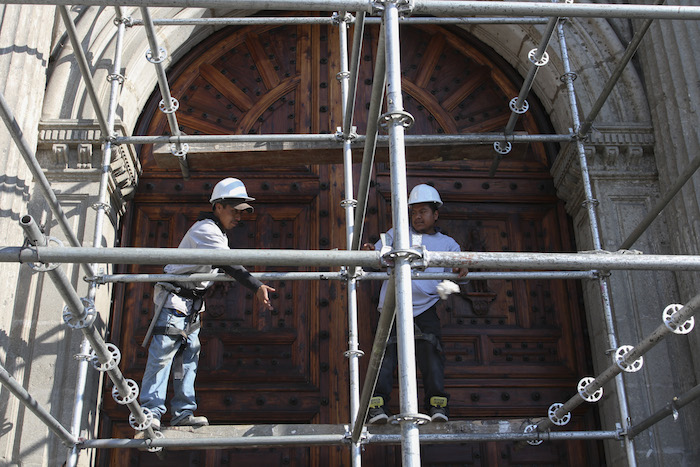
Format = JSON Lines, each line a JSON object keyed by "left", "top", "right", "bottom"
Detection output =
{"left": 140, "top": 177, "right": 275, "bottom": 430}
{"left": 362, "top": 184, "right": 468, "bottom": 424}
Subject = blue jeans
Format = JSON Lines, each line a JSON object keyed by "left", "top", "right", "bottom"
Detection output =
{"left": 140, "top": 307, "right": 201, "bottom": 421}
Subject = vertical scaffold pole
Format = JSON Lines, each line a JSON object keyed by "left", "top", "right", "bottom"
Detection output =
{"left": 383, "top": 2, "right": 423, "bottom": 465}
{"left": 337, "top": 11, "right": 363, "bottom": 467}
{"left": 66, "top": 7, "right": 128, "bottom": 467}
{"left": 557, "top": 20, "right": 637, "bottom": 467}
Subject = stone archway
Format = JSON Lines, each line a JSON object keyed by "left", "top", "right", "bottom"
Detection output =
{"left": 92, "top": 17, "right": 606, "bottom": 466}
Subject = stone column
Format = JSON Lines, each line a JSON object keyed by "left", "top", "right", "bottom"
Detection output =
{"left": 0, "top": 5, "right": 59, "bottom": 466}
{"left": 633, "top": 1, "right": 700, "bottom": 463}
{"left": 552, "top": 125, "right": 697, "bottom": 466}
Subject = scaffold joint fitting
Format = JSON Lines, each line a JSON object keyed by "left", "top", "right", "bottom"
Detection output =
{"left": 378, "top": 110, "right": 415, "bottom": 130}
{"left": 159, "top": 97, "right": 180, "bottom": 114}
{"left": 614, "top": 345, "right": 643, "bottom": 373}
{"left": 548, "top": 403, "right": 571, "bottom": 426}
{"left": 528, "top": 49, "right": 550, "bottom": 67}
{"left": 170, "top": 142, "right": 189, "bottom": 158}
{"left": 388, "top": 412, "right": 431, "bottom": 425}
{"left": 91, "top": 343, "right": 122, "bottom": 372}
{"left": 112, "top": 378, "right": 139, "bottom": 405}
{"left": 63, "top": 297, "right": 97, "bottom": 329}
{"left": 145, "top": 46, "right": 167, "bottom": 64}
{"left": 344, "top": 349, "right": 365, "bottom": 358}
{"left": 577, "top": 376, "right": 603, "bottom": 402}
{"left": 662, "top": 303, "right": 695, "bottom": 334}
{"left": 494, "top": 141, "right": 512, "bottom": 155}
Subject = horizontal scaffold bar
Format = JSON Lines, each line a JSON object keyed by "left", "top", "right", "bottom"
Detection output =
{"left": 115, "top": 133, "right": 574, "bottom": 145}
{"left": 132, "top": 17, "right": 550, "bottom": 26}
{"left": 3, "top": 246, "right": 700, "bottom": 271}
{"left": 76, "top": 421, "right": 620, "bottom": 450}
{"left": 2, "top": 1, "right": 700, "bottom": 21}
{"left": 89, "top": 270, "right": 597, "bottom": 284}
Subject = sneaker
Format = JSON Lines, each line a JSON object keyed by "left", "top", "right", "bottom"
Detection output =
{"left": 150, "top": 418, "right": 161, "bottom": 431}
{"left": 429, "top": 406, "right": 448, "bottom": 422}
{"left": 171, "top": 413, "right": 209, "bottom": 427}
{"left": 368, "top": 407, "right": 389, "bottom": 425}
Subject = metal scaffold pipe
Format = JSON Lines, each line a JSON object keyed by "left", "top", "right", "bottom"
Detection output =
{"left": 363, "top": 17, "right": 549, "bottom": 24}
{"left": 535, "top": 292, "right": 700, "bottom": 437}
{"left": 19, "top": 216, "right": 160, "bottom": 444}
{"left": 57, "top": 6, "right": 111, "bottom": 137}
{"left": 0, "top": 91, "right": 94, "bottom": 278}
{"left": 67, "top": 9, "right": 128, "bottom": 466}
{"left": 77, "top": 427, "right": 620, "bottom": 449}
{"left": 0, "top": 361, "right": 78, "bottom": 447}
{"left": 4, "top": 246, "right": 700, "bottom": 270}
{"left": 337, "top": 12, "right": 363, "bottom": 466}
{"left": 89, "top": 270, "right": 598, "bottom": 284}
{"left": 619, "top": 152, "right": 700, "bottom": 250}
{"left": 490, "top": 15, "right": 558, "bottom": 176}
{"left": 384, "top": 2, "right": 422, "bottom": 465}
{"left": 557, "top": 21, "right": 635, "bottom": 465}
{"left": 578, "top": 0, "right": 663, "bottom": 138}
{"left": 342, "top": 11, "right": 365, "bottom": 139}
{"left": 352, "top": 275, "right": 396, "bottom": 443}
{"left": 129, "top": 16, "right": 550, "bottom": 26}
{"left": 140, "top": 7, "right": 190, "bottom": 179}
{"left": 628, "top": 382, "right": 700, "bottom": 439}
{"left": 116, "top": 132, "right": 573, "bottom": 145}
{"left": 3, "top": 1, "right": 700, "bottom": 20}
{"left": 134, "top": 16, "right": 338, "bottom": 26}
{"left": 351, "top": 25, "right": 386, "bottom": 252}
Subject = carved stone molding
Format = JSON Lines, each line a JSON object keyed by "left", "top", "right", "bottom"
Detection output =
{"left": 37, "top": 119, "right": 141, "bottom": 214}
{"left": 551, "top": 124, "right": 656, "bottom": 216}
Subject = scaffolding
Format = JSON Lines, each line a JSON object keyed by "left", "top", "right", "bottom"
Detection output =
{"left": 0, "top": 1, "right": 699, "bottom": 466}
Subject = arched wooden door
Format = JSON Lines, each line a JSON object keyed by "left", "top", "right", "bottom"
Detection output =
{"left": 102, "top": 15, "right": 602, "bottom": 466}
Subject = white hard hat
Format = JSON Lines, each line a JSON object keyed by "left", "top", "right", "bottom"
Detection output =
{"left": 210, "top": 177, "right": 255, "bottom": 211}
{"left": 408, "top": 184, "right": 443, "bottom": 208}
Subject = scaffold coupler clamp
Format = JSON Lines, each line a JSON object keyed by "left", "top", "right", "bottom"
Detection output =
{"left": 344, "top": 424, "right": 368, "bottom": 444}
{"left": 331, "top": 11, "right": 354, "bottom": 25}
{"left": 372, "top": 0, "right": 415, "bottom": 16}
{"left": 113, "top": 15, "right": 133, "bottom": 28}
{"left": 523, "top": 423, "right": 544, "bottom": 446}
{"left": 23, "top": 235, "right": 63, "bottom": 273}
{"left": 378, "top": 233, "right": 393, "bottom": 267}
{"left": 335, "top": 126, "right": 358, "bottom": 141}
{"left": 615, "top": 422, "right": 625, "bottom": 439}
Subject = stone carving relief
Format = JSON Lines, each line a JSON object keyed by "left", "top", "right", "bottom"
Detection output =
{"left": 37, "top": 119, "right": 141, "bottom": 215}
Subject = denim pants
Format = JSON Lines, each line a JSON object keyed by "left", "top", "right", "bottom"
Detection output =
{"left": 373, "top": 305, "right": 447, "bottom": 408}
{"left": 140, "top": 307, "right": 201, "bottom": 421}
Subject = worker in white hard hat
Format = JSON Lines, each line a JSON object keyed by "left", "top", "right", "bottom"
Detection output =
{"left": 362, "top": 183, "right": 468, "bottom": 424}
{"left": 140, "top": 177, "right": 276, "bottom": 430}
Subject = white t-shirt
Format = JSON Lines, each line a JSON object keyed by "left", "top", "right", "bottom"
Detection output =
{"left": 375, "top": 227, "right": 461, "bottom": 316}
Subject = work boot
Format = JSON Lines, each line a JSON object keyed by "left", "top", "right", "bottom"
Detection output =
{"left": 367, "top": 396, "right": 389, "bottom": 424}
{"left": 429, "top": 396, "right": 449, "bottom": 422}
{"left": 171, "top": 413, "right": 209, "bottom": 427}
{"left": 429, "top": 406, "right": 448, "bottom": 422}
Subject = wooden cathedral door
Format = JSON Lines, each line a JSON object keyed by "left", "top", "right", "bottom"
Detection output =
{"left": 101, "top": 15, "right": 602, "bottom": 466}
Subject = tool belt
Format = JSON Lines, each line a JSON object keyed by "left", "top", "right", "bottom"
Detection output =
{"left": 387, "top": 323, "right": 443, "bottom": 354}
{"left": 152, "top": 310, "right": 201, "bottom": 341}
